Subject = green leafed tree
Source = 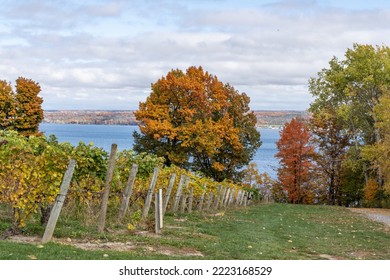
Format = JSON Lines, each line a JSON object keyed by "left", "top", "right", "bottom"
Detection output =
{"left": 309, "top": 44, "right": 390, "bottom": 205}
{"left": 133, "top": 66, "right": 261, "bottom": 182}
{"left": 362, "top": 90, "right": 390, "bottom": 204}
{"left": 309, "top": 106, "right": 350, "bottom": 205}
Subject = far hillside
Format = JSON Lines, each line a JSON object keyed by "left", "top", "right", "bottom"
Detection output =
{"left": 43, "top": 110, "right": 309, "bottom": 127}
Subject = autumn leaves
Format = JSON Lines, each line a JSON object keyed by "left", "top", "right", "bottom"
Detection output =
{"left": 133, "top": 66, "right": 261, "bottom": 182}
{"left": 0, "top": 77, "right": 43, "bottom": 136}
{"left": 274, "top": 44, "right": 390, "bottom": 206}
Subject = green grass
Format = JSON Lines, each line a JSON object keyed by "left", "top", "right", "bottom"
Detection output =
{"left": 1, "top": 203, "right": 389, "bottom": 260}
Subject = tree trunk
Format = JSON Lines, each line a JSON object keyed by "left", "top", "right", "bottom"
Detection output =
{"left": 40, "top": 205, "right": 53, "bottom": 226}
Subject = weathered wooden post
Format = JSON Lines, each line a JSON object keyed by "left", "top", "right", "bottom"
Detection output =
{"left": 188, "top": 187, "right": 194, "bottom": 213}
{"left": 141, "top": 167, "right": 160, "bottom": 220}
{"left": 240, "top": 190, "right": 245, "bottom": 205}
{"left": 159, "top": 189, "right": 163, "bottom": 227}
{"left": 205, "top": 191, "right": 213, "bottom": 211}
{"left": 98, "top": 143, "right": 118, "bottom": 233}
{"left": 238, "top": 191, "right": 243, "bottom": 205}
{"left": 240, "top": 191, "right": 246, "bottom": 206}
{"left": 229, "top": 189, "right": 235, "bottom": 206}
{"left": 180, "top": 177, "right": 190, "bottom": 213}
{"left": 220, "top": 186, "right": 228, "bottom": 208}
{"left": 118, "top": 163, "right": 138, "bottom": 221}
{"left": 154, "top": 189, "right": 163, "bottom": 234}
{"left": 180, "top": 193, "right": 187, "bottom": 213}
{"left": 235, "top": 190, "right": 242, "bottom": 206}
{"left": 198, "top": 191, "right": 206, "bottom": 212}
{"left": 213, "top": 186, "right": 223, "bottom": 209}
{"left": 224, "top": 188, "right": 231, "bottom": 207}
{"left": 163, "top": 173, "right": 176, "bottom": 214}
{"left": 42, "top": 159, "right": 76, "bottom": 243}
{"left": 172, "top": 175, "right": 186, "bottom": 212}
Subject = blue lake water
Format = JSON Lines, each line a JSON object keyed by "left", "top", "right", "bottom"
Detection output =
{"left": 39, "top": 123, "right": 280, "bottom": 177}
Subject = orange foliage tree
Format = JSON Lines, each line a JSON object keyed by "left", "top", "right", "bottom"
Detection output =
{"left": 0, "top": 77, "right": 43, "bottom": 136}
{"left": 133, "top": 66, "right": 261, "bottom": 182}
{"left": 275, "top": 117, "right": 316, "bottom": 204}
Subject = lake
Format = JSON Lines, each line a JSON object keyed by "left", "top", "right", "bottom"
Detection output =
{"left": 39, "top": 123, "right": 280, "bottom": 177}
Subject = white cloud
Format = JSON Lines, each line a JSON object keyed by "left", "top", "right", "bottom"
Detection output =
{"left": 1, "top": 0, "right": 390, "bottom": 111}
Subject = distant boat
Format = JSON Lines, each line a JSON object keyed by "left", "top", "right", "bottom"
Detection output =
{"left": 268, "top": 125, "right": 281, "bottom": 130}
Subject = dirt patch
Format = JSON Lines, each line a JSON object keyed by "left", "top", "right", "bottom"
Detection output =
{"left": 70, "top": 241, "right": 138, "bottom": 251}
{"left": 7, "top": 235, "right": 41, "bottom": 244}
{"left": 347, "top": 251, "right": 379, "bottom": 260}
{"left": 164, "top": 225, "right": 186, "bottom": 230}
{"left": 317, "top": 254, "right": 344, "bottom": 260}
{"left": 349, "top": 208, "right": 390, "bottom": 228}
{"left": 317, "top": 251, "right": 375, "bottom": 260}
{"left": 6, "top": 234, "right": 204, "bottom": 258}
{"left": 145, "top": 246, "right": 204, "bottom": 257}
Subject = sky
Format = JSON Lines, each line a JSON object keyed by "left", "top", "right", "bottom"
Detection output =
{"left": 1, "top": 0, "right": 390, "bottom": 111}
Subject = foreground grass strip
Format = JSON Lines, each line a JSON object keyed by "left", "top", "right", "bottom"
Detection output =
{"left": 0, "top": 203, "right": 389, "bottom": 260}
{"left": 193, "top": 204, "right": 390, "bottom": 260}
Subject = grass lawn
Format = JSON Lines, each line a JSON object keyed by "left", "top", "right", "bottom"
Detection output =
{"left": 0, "top": 203, "right": 389, "bottom": 260}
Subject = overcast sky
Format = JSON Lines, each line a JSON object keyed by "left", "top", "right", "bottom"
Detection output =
{"left": 1, "top": 0, "right": 390, "bottom": 111}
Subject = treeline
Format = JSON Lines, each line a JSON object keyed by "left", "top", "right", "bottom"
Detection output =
{"left": 42, "top": 110, "right": 306, "bottom": 127}
{"left": 273, "top": 44, "right": 390, "bottom": 208}
{"left": 43, "top": 110, "right": 138, "bottom": 125}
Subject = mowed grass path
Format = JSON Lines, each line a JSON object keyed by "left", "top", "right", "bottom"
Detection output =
{"left": 0, "top": 203, "right": 389, "bottom": 260}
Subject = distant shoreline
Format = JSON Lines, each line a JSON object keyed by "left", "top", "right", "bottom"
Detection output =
{"left": 43, "top": 110, "right": 308, "bottom": 127}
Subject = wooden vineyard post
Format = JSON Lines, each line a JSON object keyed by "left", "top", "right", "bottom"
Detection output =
{"left": 229, "top": 189, "right": 235, "bottom": 206}
{"left": 155, "top": 193, "right": 160, "bottom": 234}
{"left": 163, "top": 173, "right": 176, "bottom": 214}
{"left": 180, "top": 177, "right": 190, "bottom": 213}
{"left": 180, "top": 193, "right": 187, "bottom": 213}
{"left": 155, "top": 189, "right": 163, "bottom": 234}
{"left": 240, "top": 191, "right": 246, "bottom": 206}
{"left": 141, "top": 167, "right": 160, "bottom": 220}
{"left": 236, "top": 190, "right": 242, "bottom": 206}
{"left": 205, "top": 191, "right": 213, "bottom": 211}
{"left": 98, "top": 143, "right": 118, "bottom": 233}
{"left": 213, "top": 186, "right": 222, "bottom": 209}
{"left": 198, "top": 191, "right": 206, "bottom": 212}
{"left": 159, "top": 189, "right": 163, "bottom": 227}
{"left": 42, "top": 159, "right": 76, "bottom": 243}
{"left": 118, "top": 163, "right": 139, "bottom": 221}
{"left": 224, "top": 188, "right": 231, "bottom": 207}
{"left": 188, "top": 187, "right": 194, "bottom": 213}
{"left": 228, "top": 189, "right": 234, "bottom": 206}
{"left": 240, "top": 191, "right": 245, "bottom": 205}
{"left": 219, "top": 187, "right": 227, "bottom": 209}
{"left": 172, "top": 175, "right": 185, "bottom": 212}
